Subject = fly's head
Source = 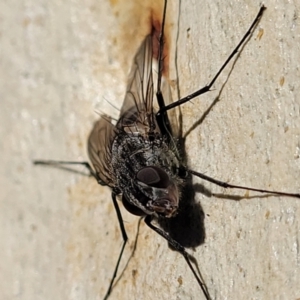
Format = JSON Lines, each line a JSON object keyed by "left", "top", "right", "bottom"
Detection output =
{"left": 113, "top": 112, "right": 184, "bottom": 218}
{"left": 118, "top": 139, "right": 185, "bottom": 219}
{"left": 135, "top": 165, "right": 179, "bottom": 217}
{"left": 121, "top": 164, "right": 182, "bottom": 218}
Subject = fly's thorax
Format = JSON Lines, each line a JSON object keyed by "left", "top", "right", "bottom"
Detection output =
{"left": 116, "top": 106, "right": 156, "bottom": 137}
{"left": 111, "top": 130, "right": 184, "bottom": 217}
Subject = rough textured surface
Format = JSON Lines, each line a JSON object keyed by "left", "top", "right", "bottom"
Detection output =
{"left": 1, "top": 0, "right": 299, "bottom": 300}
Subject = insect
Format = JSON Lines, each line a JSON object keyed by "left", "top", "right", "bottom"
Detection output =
{"left": 34, "top": 1, "right": 300, "bottom": 299}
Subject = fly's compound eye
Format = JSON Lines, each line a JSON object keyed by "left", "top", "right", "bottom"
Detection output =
{"left": 136, "top": 166, "right": 170, "bottom": 188}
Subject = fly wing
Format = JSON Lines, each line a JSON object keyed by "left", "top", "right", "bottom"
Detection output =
{"left": 88, "top": 115, "right": 116, "bottom": 187}
{"left": 161, "top": 77, "right": 179, "bottom": 138}
{"left": 87, "top": 36, "right": 155, "bottom": 187}
{"left": 119, "top": 35, "right": 155, "bottom": 130}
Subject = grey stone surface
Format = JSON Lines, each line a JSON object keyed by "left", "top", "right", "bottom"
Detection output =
{"left": 1, "top": 0, "right": 299, "bottom": 299}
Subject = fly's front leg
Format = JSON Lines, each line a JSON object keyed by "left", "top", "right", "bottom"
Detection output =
{"left": 158, "top": 6, "right": 266, "bottom": 114}
{"left": 144, "top": 215, "right": 212, "bottom": 300}
{"left": 103, "top": 192, "right": 128, "bottom": 300}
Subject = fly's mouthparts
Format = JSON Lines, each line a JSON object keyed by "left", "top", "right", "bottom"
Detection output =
{"left": 150, "top": 198, "right": 178, "bottom": 217}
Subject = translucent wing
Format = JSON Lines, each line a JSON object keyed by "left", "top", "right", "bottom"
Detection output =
{"left": 160, "top": 77, "right": 179, "bottom": 138}
{"left": 118, "top": 35, "right": 155, "bottom": 131}
{"left": 88, "top": 35, "right": 155, "bottom": 187}
{"left": 88, "top": 34, "right": 178, "bottom": 187}
{"left": 88, "top": 115, "right": 116, "bottom": 187}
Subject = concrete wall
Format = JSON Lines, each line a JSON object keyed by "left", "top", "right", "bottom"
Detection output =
{"left": 1, "top": 0, "right": 299, "bottom": 299}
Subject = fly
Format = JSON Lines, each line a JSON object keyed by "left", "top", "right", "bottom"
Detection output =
{"left": 34, "top": 1, "right": 300, "bottom": 299}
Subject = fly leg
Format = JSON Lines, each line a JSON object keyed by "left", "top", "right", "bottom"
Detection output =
{"left": 144, "top": 215, "right": 212, "bottom": 300}
{"left": 158, "top": 6, "right": 266, "bottom": 114}
{"left": 103, "top": 192, "right": 128, "bottom": 300}
{"left": 33, "top": 160, "right": 107, "bottom": 185}
{"left": 155, "top": 0, "right": 173, "bottom": 138}
{"left": 188, "top": 169, "right": 300, "bottom": 199}
{"left": 34, "top": 159, "right": 130, "bottom": 298}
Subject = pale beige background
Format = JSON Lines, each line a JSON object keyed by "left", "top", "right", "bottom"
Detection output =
{"left": 1, "top": 0, "right": 300, "bottom": 299}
